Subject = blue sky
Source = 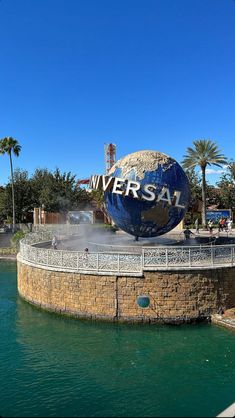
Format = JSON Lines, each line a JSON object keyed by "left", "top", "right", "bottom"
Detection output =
{"left": 0, "top": 0, "right": 234, "bottom": 186}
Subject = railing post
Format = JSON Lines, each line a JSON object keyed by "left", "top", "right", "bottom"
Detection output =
{"left": 189, "top": 249, "right": 191, "bottom": 267}
{"left": 166, "top": 248, "right": 168, "bottom": 267}
{"left": 77, "top": 252, "right": 79, "bottom": 271}
{"left": 28, "top": 244, "right": 30, "bottom": 261}
{"left": 97, "top": 253, "right": 99, "bottom": 271}
{"left": 118, "top": 253, "right": 120, "bottom": 273}
{"left": 211, "top": 246, "right": 214, "bottom": 266}
{"left": 142, "top": 249, "right": 145, "bottom": 272}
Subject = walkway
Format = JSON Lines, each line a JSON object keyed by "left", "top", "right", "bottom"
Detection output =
{"left": 212, "top": 309, "right": 235, "bottom": 332}
{"left": 0, "top": 232, "right": 13, "bottom": 248}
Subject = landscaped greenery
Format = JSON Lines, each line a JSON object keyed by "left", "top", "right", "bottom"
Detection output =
{"left": 11, "top": 230, "right": 26, "bottom": 249}
{"left": 0, "top": 247, "right": 17, "bottom": 255}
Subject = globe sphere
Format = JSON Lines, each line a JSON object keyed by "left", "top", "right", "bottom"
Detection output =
{"left": 104, "top": 150, "right": 190, "bottom": 238}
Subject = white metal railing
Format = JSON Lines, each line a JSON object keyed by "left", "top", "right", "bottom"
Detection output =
{"left": 142, "top": 245, "right": 235, "bottom": 269}
{"left": 18, "top": 232, "right": 235, "bottom": 276}
{"left": 19, "top": 241, "right": 142, "bottom": 275}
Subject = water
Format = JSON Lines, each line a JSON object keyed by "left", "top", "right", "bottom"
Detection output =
{"left": 1, "top": 261, "right": 235, "bottom": 417}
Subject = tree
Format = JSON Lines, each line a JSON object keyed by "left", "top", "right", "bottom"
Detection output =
{"left": 227, "top": 161, "right": 235, "bottom": 181}
{"left": 90, "top": 189, "right": 104, "bottom": 210}
{"left": 0, "top": 186, "right": 6, "bottom": 223}
{"left": 184, "top": 168, "right": 202, "bottom": 208}
{"left": 206, "top": 184, "right": 221, "bottom": 208}
{"left": 0, "top": 169, "right": 33, "bottom": 223}
{"left": 182, "top": 139, "right": 227, "bottom": 228}
{"left": 0, "top": 168, "right": 93, "bottom": 224}
{"left": 216, "top": 161, "right": 235, "bottom": 211}
{"left": 0, "top": 137, "right": 21, "bottom": 232}
{"left": 30, "top": 168, "right": 92, "bottom": 212}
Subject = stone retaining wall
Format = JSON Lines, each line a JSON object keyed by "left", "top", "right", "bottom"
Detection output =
{"left": 17, "top": 260, "right": 235, "bottom": 323}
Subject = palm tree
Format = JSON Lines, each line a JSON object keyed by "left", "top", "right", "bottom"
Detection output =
{"left": 182, "top": 139, "right": 227, "bottom": 228}
{"left": 0, "top": 137, "right": 21, "bottom": 233}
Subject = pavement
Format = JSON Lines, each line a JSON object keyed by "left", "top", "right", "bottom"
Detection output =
{"left": 0, "top": 233, "right": 13, "bottom": 248}
{"left": 175, "top": 227, "right": 235, "bottom": 243}
{"left": 191, "top": 227, "right": 235, "bottom": 237}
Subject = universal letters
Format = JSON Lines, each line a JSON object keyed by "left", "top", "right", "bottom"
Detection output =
{"left": 90, "top": 175, "right": 185, "bottom": 208}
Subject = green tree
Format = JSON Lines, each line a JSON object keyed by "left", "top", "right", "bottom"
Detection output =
{"left": 216, "top": 161, "right": 235, "bottom": 211}
{"left": 185, "top": 168, "right": 201, "bottom": 208}
{"left": 206, "top": 184, "right": 221, "bottom": 207}
{"left": 0, "top": 186, "right": 6, "bottom": 223}
{"left": 182, "top": 139, "right": 227, "bottom": 228}
{"left": 0, "top": 165, "right": 94, "bottom": 224}
{"left": 90, "top": 189, "right": 104, "bottom": 210}
{"left": 30, "top": 168, "right": 92, "bottom": 212}
{"left": 227, "top": 161, "right": 235, "bottom": 181}
{"left": 0, "top": 170, "right": 33, "bottom": 223}
{"left": 0, "top": 137, "right": 21, "bottom": 232}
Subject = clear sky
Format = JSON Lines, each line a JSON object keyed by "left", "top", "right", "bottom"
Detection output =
{"left": 0, "top": 0, "right": 234, "bottom": 186}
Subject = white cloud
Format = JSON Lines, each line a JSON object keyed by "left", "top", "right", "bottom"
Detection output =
{"left": 204, "top": 165, "right": 228, "bottom": 175}
{"left": 206, "top": 169, "right": 225, "bottom": 175}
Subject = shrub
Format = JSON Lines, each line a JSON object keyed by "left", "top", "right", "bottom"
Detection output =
{"left": 11, "top": 230, "right": 25, "bottom": 248}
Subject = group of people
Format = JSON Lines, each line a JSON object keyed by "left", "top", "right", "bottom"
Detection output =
{"left": 182, "top": 216, "right": 233, "bottom": 240}
{"left": 218, "top": 217, "right": 233, "bottom": 233}
{"left": 207, "top": 217, "right": 233, "bottom": 235}
{"left": 194, "top": 217, "right": 233, "bottom": 235}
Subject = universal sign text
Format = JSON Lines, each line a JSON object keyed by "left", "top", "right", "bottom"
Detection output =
{"left": 90, "top": 175, "right": 185, "bottom": 208}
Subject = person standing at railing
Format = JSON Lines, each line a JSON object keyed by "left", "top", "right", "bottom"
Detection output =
{"left": 221, "top": 218, "right": 226, "bottom": 231}
{"left": 194, "top": 218, "right": 199, "bottom": 234}
{"left": 218, "top": 218, "right": 223, "bottom": 233}
{"left": 82, "top": 247, "right": 89, "bottom": 266}
{"left": 182, "top": 226, "right": 195, "bottom": 240}
{"left": 208, "top": 220, "right": 214, "bottom": 235}
{"left": 52, "top": 235, "right": 58, "bottom": 250}
{"left": 227, "top": 218, "right": 233, "bottom": 234}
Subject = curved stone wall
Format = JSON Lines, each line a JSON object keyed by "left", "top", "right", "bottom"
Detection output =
{"left": 17, "top": 259, "right": 235, "bottom": 323}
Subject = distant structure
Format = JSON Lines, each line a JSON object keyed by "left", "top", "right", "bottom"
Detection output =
{"left": 77, "top": 179, "right": 90, "bottom": 187}
{"left": 77, "top": 143, "right": 116, "bottom": 188}
{"left": 104, "top": 143, "right": 116, "bottom": 174}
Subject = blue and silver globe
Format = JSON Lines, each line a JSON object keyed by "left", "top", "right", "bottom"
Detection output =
{"left": 104, "top": 150, "right": 190, "bottom": 238}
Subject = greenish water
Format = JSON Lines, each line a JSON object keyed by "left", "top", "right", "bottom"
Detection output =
{"left": 1, "top": 261, "right": 235, "bottom": 417}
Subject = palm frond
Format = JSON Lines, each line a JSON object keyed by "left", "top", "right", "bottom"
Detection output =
{"left": 182, "top": 139, "right": 227, "bottom": 170}
{"left": 0, "top": 136, "right": 21, "bottom": 157}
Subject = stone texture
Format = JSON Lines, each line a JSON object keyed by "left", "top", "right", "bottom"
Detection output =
{"left": 17, "top": 261, "right": 235, "bottom": 323}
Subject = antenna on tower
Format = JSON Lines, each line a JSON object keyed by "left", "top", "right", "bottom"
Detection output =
{"left": 104, "top": 143, "right": 116, "bottom": 174}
